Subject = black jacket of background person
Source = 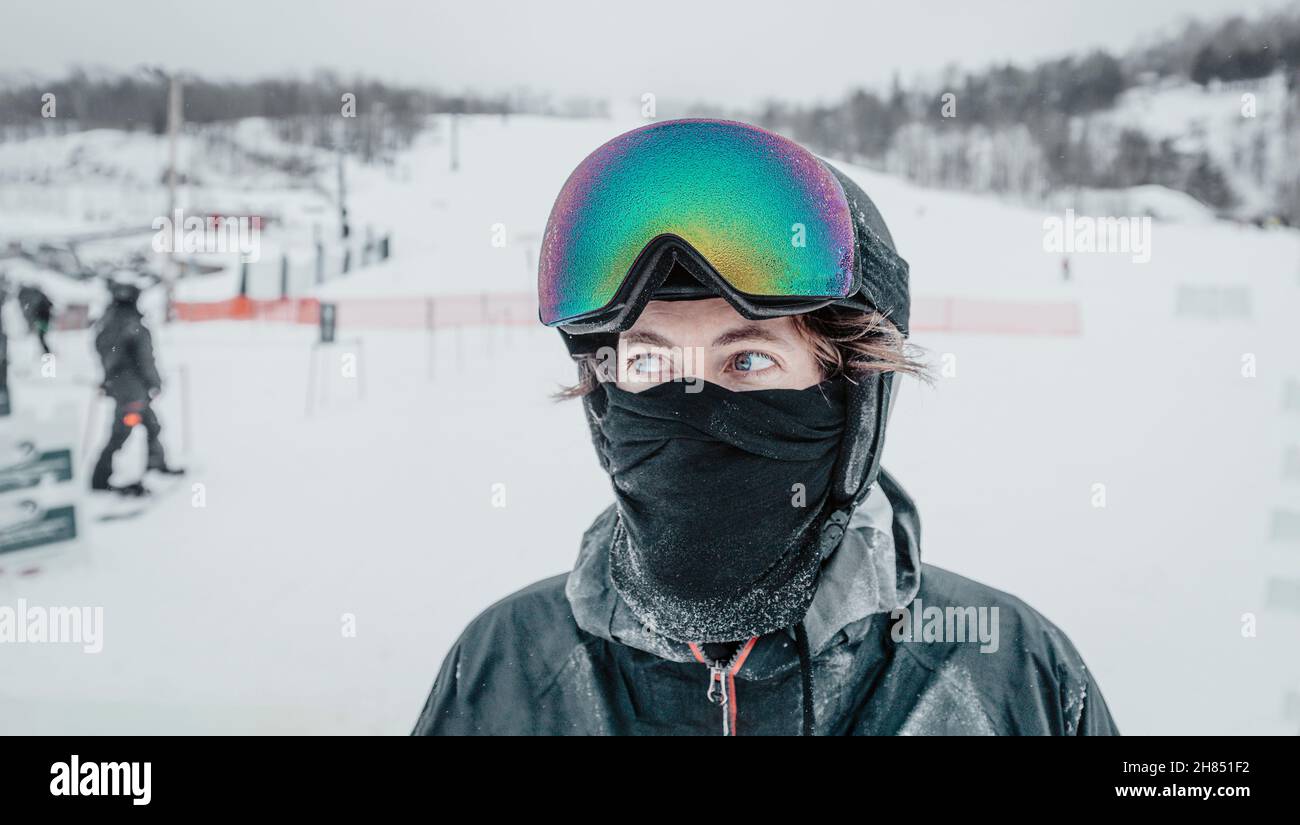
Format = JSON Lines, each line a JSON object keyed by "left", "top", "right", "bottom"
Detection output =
{"left": 95, "top": 302, "right": 162, "bottom": 403}
{"left": 17, "top": 285, "right": 53, "bottom": 326}
{"left": 413, "top": 472, "right": 1120, "bottom": 736}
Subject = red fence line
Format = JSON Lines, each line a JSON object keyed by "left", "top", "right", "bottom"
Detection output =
{"left": 911, "top": 296, "right": 1082, "bottom": 336}
{"left": 173, "top": 296, "right": 321, "bottom": 324}
{"left": 172, "top": 292, "right": 1082, "bottom": 336}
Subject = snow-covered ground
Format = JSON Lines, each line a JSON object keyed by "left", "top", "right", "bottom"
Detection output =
{"left": 0, "top": 115, "right": 1297, "bottom": 734}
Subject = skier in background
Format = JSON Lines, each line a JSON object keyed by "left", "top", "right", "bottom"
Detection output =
{"left": 90, "top": 271, "right": 184, "bottom": 496}
{"left": 17, "top": 279, "right": 54, "bottom": 355}
{"left": 0, "top": 272, "right": 9, "bottom": 417}
{"left": 0, "top": 271, "right": 8, "bottom": 340}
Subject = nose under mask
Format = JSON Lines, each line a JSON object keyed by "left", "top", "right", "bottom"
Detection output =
{"left": 595, "top": 378, "right": 847, "bottom": 642}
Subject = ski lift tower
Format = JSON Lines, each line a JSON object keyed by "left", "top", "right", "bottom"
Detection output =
{"left": 146, "top": 67, "right": 184, "bottom": 322}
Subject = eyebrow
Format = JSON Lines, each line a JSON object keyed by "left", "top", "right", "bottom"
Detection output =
{"left": 710, "top": 323, "right": 788, "bottom": 348}
{"left": 621, "top": 322, "right": 789, "bottom": 350}
{"left": 621, "top": 330, "right": 677, "bottom": 348}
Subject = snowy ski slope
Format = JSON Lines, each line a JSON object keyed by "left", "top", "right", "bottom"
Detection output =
{"left": 0, "top": 114, "right": 1297, "bottom": 734}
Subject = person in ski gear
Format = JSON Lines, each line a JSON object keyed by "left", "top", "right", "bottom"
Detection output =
{"left": 90, "top": 271, "right": 183, "bottom": 495}
{"left": 0, "top": 273, "right": 9, "bottom": 416}
{"left": 17, "top": 280, "right": 54, "bottom": 355}
{"left": 413, "top": 119, "right": 1118, "bottom": 736}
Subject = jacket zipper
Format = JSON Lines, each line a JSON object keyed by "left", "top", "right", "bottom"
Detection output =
{"left": 687, "top": 637, "right": 758, "bottom": 736}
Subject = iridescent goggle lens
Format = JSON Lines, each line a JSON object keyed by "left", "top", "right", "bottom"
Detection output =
{"left": 538, "top": 119, "right": 855, "bottom": 327}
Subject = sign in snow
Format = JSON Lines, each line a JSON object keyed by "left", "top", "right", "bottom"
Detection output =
{"left": 0, "top": 447, "right": 73, "bottom": 494}
{"left": 0, "top": 503, "right": 76, "bottom": 556}
{"left": 0, "top": 408, "right": 82, "bottom": 556}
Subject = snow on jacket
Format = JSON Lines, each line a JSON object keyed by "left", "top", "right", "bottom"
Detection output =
{"left": 413, "top": 470, "right": 1118, "bottom": 736}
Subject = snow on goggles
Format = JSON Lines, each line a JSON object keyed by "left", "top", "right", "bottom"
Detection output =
{"left": 538, "top": 119, "right": 860, "bottom": 331}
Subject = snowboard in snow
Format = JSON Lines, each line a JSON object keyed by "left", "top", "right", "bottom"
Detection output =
{"left": 91, "top": 468, "right": 197, "bottom": 523}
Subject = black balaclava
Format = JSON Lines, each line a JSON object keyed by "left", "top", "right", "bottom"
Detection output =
{"left": 594, "top": 377, "right": 847, "bottom": 642}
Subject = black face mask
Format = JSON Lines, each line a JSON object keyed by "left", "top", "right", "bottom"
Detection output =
{"left": 594, "top": 379, "right": 847, "bottom": 642}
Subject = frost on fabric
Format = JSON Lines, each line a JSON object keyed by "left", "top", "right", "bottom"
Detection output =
{"left": 608, "top": 512, "right": 823, "bottom": 643}
{"left": 803, "top": 487, "right": 917, "bottom": 649}
{"left": 1062, "top": 671, "right": 1088, "bottom": 736}
{"left": 897, "top": 661, "right": 995, "bottom": 736}
{"left": 1045, "top": 623, "right": 1089, "bottom": 736}
{"left": 558, "top": 643, "right": 611, "bottom": 735}
{"left": 810, "top": 644, "right": 862, "bottom": 727}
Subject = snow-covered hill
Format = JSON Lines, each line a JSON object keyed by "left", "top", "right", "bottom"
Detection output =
{"left": 1099, "top": 73, "right": 1296, "bottom": 221}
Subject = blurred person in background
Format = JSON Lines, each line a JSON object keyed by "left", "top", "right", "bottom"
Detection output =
{"left": 17, "top": 278, "right": 54, "bottom": 356}
{"left": 90, "top": 270, "right": 184, "bottom": 496}
{"left": 0, "top": 271, "right": 9, "bottom": 415}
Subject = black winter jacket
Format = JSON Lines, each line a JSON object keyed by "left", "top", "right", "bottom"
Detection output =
{"left": 414, "top": 472, "right": 1118, "bottom": 736}
{"left": 18, "top": 285, "right": 53, "bottom": 326}
{"left": 95, "top": 303, "right": 162, "bottom": 403}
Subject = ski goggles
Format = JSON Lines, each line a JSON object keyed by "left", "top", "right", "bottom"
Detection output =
{"left": 538, "top": 119, "right": 904, "bottom": 333}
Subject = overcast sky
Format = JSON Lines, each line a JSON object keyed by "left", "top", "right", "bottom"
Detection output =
{"left": 3, "top": 0, "right": 1293, "bottom": 105}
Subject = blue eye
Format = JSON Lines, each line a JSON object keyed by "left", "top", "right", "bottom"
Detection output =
{"left": 733, "top": 352, "right": 776, "bottom": 373}
{"left": 632, "top": 354, "right": 666, "bottom": 374}
{"left": 626, "top": 352, "right": 674, "bottom": 382}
